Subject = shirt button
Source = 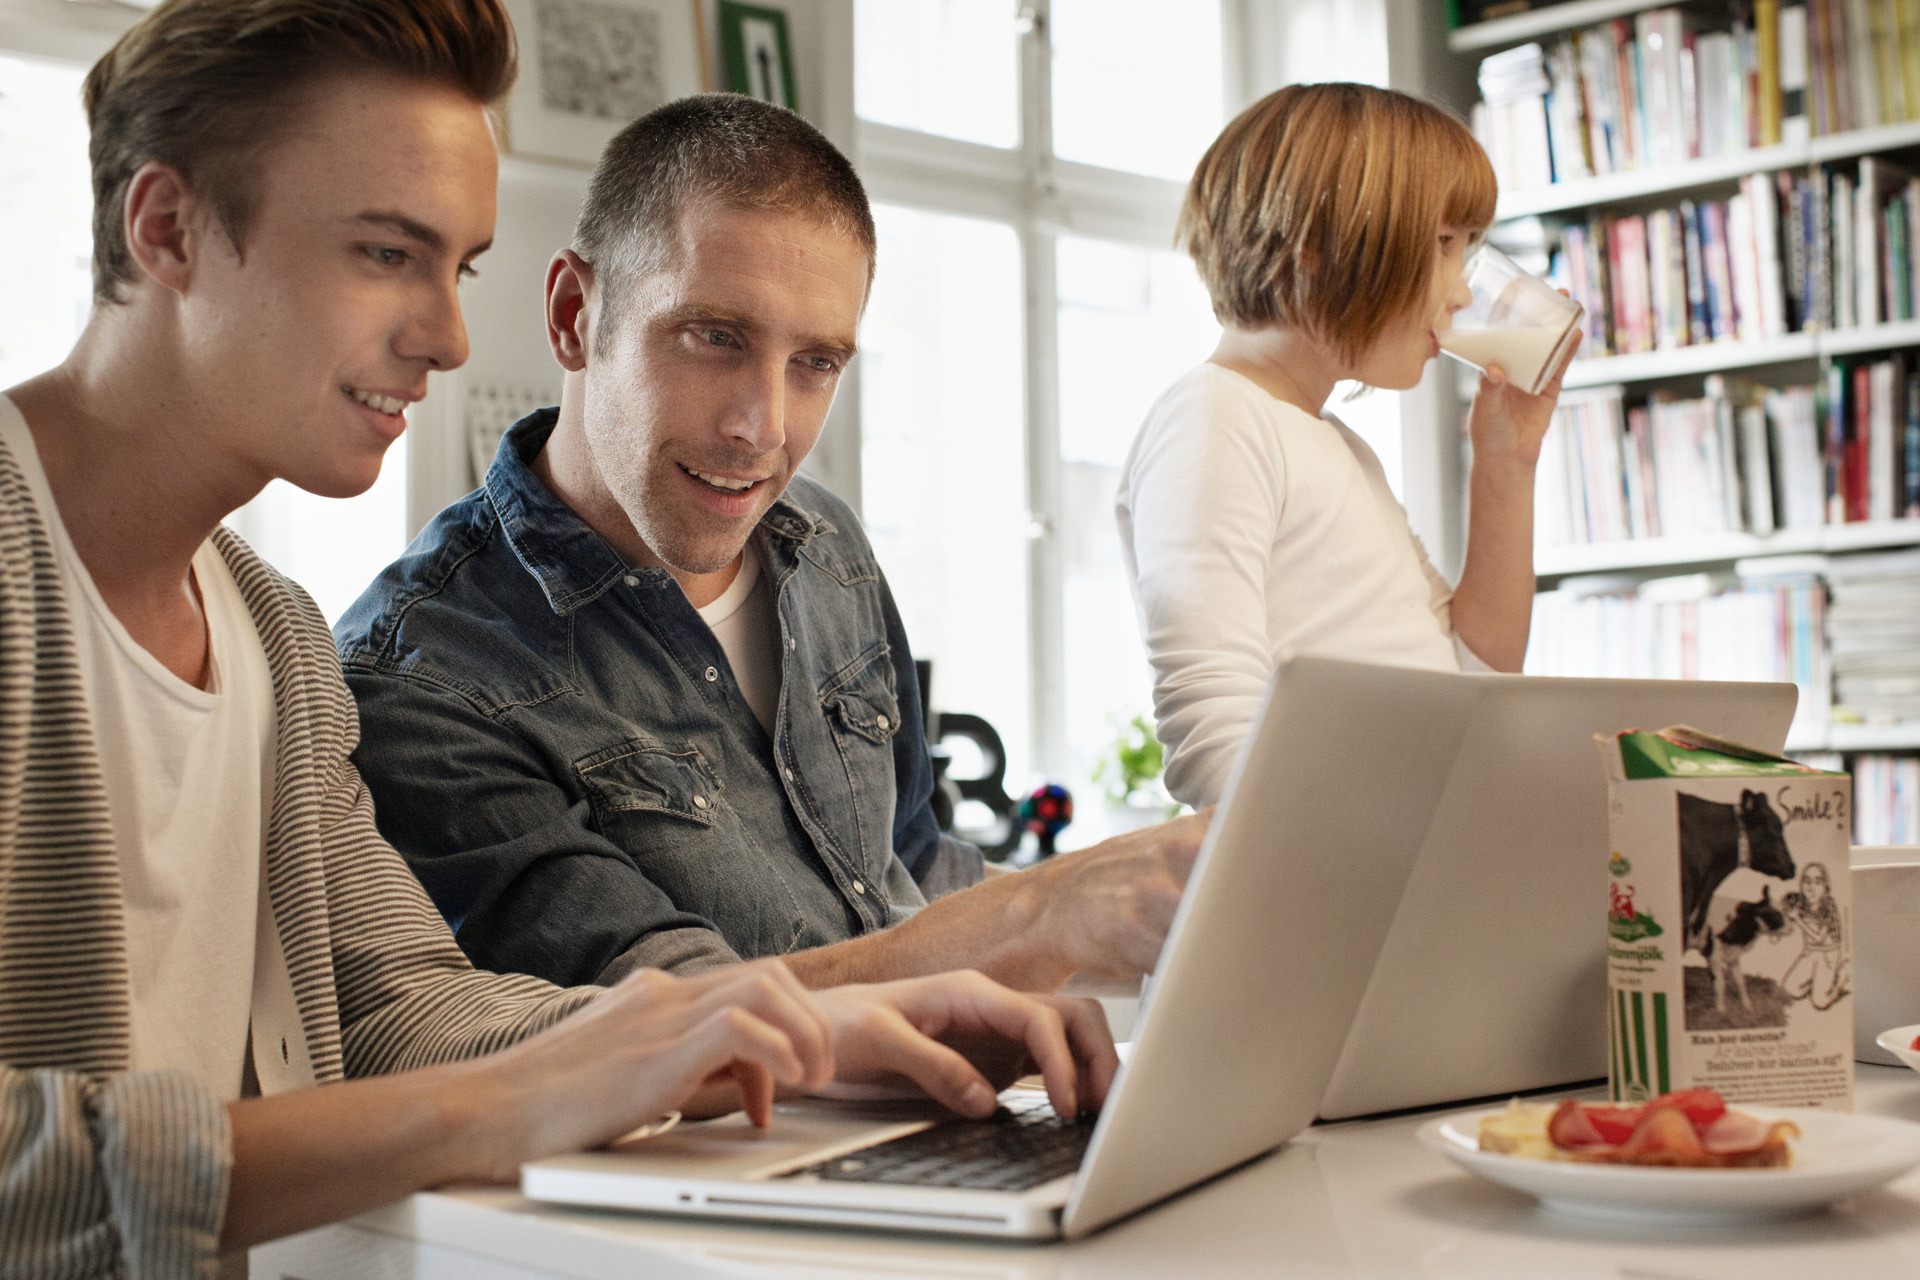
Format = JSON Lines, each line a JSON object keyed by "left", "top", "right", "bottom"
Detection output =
{"left": 783, "top": 767, "right": 795, "bottom": 782}
{"left": 692, "top": 794, "right": 709, "bottom": 810}
{"left": 852, "top": 881, "right": 867, "bottom": 895}
{"left": 788, "top": 637, "right": 796, "bottom": 650}
{"left": 623, "top": 574, "right": 639, "bottom": 587}
{"left": 704, "top": 666, "right": 719, "bottom": 682}
{"left": 875, "top": 714, "right": 890, "bottom": 731}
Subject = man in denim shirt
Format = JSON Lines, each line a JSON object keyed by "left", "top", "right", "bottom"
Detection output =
{"left": 338, "top": 95, "right": 1203, "bottom": 993}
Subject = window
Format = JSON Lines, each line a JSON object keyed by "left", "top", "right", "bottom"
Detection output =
{"left": 0, "top": 49, "right": 408, "bottom": 626}
{"left": 854, "top": 1, "right": 1225, "bottom": 830}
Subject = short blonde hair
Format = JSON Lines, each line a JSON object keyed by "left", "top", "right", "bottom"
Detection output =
{"left": 1179, "top": 82, "right": 1497, "bottom": 364}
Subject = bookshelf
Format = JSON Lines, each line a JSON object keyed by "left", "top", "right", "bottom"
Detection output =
{"left": 1447, "top": 0, "right": 1920, "bottom": 841}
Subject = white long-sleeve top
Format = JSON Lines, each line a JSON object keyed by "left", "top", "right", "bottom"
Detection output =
{"left": 1116, "top": 362, "right": 1486, "bottom": 807}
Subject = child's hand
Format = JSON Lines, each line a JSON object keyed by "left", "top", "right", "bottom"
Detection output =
{"left": 1465, "top": 293, "right": 1582, "bottom": 474}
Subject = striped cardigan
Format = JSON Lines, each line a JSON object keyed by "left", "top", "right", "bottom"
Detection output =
{"left": 0, "top": 430, "right": 597, "bottom": 1279}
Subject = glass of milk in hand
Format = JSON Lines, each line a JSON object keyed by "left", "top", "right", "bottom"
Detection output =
{"left": 1438, "top": 243, "right": 1584, "bottom": 397}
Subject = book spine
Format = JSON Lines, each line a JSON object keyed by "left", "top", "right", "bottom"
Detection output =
{"left": 1835, "top": 170, "right": 1857, "bottom": 328}
{"left": 1751, "top": 173, "right": 1789, "bottom": 336}
{"left": 1728, "top": 191, "right": 1765, "bottom": 341}
{"left": 1871, "top": 358, "right": 1897, "bottom": 519}
{"left": 1905, "top": 370, "right": 1920, "bottom": 515}
{"left": 1782, "top": 172, "right": 1810, "bottom": 328}
{"left": 1681, "top": 28, "right": 1702, "bottom": 159}
{"left": 1759, "top": 0, "right": 1786, "bottom": 142}
{"left": 1874, "top": 0, "right": 1905, "bottom": 120}
{"left": 1858, "top": 157, "right": 1881, "bottom": 327}
{"left": 1781, "top": 3, "right": 1811, "bottom": 142}
{"left": 1681, "top": 199, "right": 1712, "bottom": 341}
{"left": 1810, "top": 0, "right": 1832, "bottom": 134}
{"left": 1616, "top": 215, "right": 1651, "bottom": 352}
{"left": 1849, "top": 361, "right": 1871, "bottom": 520}
{"left": 1824, "top": 361, "right": 1846, "bottom": 520}
{"left": 1703, "top": 201, "right": 1740, "bottom": 340}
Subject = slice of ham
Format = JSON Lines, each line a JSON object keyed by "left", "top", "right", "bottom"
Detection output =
{"left": 1546, "top": 1098, "right": 1611, "bottom": 1149}
{"left": 1701, "top": 1110, "right": 1801, "bottom": 1160}
{"left": 1545, "top": 1095, "right": 1798, "bottom": 1167}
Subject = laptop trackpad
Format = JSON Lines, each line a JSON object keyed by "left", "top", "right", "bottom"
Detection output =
{"left": 601, "top": 1099, "right": 948, "bottom": 1181}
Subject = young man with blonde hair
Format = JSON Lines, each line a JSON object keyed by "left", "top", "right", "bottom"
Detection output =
{"left": 0, "top": 3, "right": 1111, "bottom": 1272}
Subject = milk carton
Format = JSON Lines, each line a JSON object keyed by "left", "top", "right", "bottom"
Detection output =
{"left": 1599, "top": 727, "right": 1853, "bottom": 1109}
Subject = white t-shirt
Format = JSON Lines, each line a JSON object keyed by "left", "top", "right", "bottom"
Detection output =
{"left": 698, "top": 543, "right": 782, "bottom": 734}
{"left": 0, "top": 401, "right": 275, "bottom": 1101}
{"left": 1116, "top": 362, "right": 1486, "bottom": 808}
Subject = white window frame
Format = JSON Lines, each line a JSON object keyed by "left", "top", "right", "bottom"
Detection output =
{"left": 849, "top": 0, "right": 1227, "bottom": 775}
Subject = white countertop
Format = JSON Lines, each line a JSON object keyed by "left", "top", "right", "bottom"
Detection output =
{"left": 255, "top": 1065, "right": 1920, "bottom": 1279}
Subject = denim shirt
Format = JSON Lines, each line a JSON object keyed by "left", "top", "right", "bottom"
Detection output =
{"left": 335, "top": 410, "right": 983, "bottom": 986}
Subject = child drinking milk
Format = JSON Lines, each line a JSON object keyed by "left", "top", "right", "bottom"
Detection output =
{"left": 1117, "top": 82, "right": 1575, "bottom": 807}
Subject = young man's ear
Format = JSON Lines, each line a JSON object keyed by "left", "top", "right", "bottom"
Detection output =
{"left": 544, "top": 249, "right": 595, "bottom": 372}
{"left": 121, "top": 161, "right": 203, "bottom": 294}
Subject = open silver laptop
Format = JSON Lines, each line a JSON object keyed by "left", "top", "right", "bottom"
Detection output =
{"left": 521, "top": 656, "right": 1481, "bottom": 1239}
{"left": 1317, "top": 669, "right": 1796, "bottom": 1119}
{"left": 520, "top": 658, "right": 1795, "bottom": 1236}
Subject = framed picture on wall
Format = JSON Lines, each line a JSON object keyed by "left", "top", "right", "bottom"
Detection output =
{"left": 719, "top": 2, "right": 796, "bottom": 110}
{"left": 502, "top": 0, "right": 708, "bottom": 164}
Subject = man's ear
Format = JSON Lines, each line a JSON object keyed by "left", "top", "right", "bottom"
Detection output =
{"left": 545, "top": 249, "right": 594, "bottom": 372}
{"left": 122, "top": 161, "right": 202, "bottom": 294}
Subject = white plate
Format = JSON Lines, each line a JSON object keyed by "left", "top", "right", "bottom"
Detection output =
{"left": 1417, "top": 1104, "right": 1920, "bottom": 1222}
{"left": 1878, "top": 1025, "right": 1920, "bottom": 1072}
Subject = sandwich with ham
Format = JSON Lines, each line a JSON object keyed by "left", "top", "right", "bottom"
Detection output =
{"left": 1478, "top": 1089, "right": 1798, "bottom": 1168}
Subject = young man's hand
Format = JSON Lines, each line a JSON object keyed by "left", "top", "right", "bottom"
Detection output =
{"left": 465, "top": 959, "right": 835, "bottom": 1177}
{"left": 813, "top": 972, "right": 1119, "bottom": 1120}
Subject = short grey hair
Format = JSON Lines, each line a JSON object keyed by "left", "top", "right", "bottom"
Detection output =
{"left": 572, "top": 92, "right": 876, "bottom": 339}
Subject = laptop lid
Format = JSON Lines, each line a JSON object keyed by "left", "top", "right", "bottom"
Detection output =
{"left": 1058, "top": 655, "right": 1482, "bottom": 1237}
{"left": 1317, "top": 672, "right": 1798, "bottom": 1120}
{"left": 522, "top": 657, "right": 1483, "bottom": 1237}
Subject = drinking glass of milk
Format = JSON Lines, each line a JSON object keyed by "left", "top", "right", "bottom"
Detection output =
{"left": 1438, "top": 243, "right": 1584, "bottom": 397}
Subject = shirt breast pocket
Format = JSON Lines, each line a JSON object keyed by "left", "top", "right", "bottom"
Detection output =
{"left": 818, "top": 643, "right": 902, "bottom": 876}
{"left": 575, "top": 739, "right": 721, "bottom": 828}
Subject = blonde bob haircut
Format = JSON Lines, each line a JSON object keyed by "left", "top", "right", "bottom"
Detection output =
{"left": 1179, "top": 82, "right": 1497, "bottom": 366}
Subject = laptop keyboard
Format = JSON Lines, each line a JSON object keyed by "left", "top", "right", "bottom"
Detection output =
{"left": 782, "top": 1101, "right": 1093, "bottom": 1193}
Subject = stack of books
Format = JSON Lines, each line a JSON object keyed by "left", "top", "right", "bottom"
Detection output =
{"left": 1547, "top": 159, "right": 1920, "bottom": 359}
{"left": 1535, "top": 366, "right": 1920, "bottom": 549}
{"left": 1849, "top": 753, "right": 1920, "bottom": 844}
{"left": 1824, "top": 545, "right": 1920, "bottom": 723}
{"left": 1471, "top": 4, "right": 1920, "bottom": 193}
{"left": 1525, "top": 567, "right": 1830, "bottom": 743}
{"left": 1470, "top": 7, "right": 1790, "bottom": 193}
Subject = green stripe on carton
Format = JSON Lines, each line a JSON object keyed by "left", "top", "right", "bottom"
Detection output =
{"left": 1617, "top": 730, "right": 1836, "bottom": 779}
{"left": 1653, "top": 992, "right": 1670, "bottom": 1094}
{"left": 1631, "top": 992, "right": 1649, "bottom": 1087}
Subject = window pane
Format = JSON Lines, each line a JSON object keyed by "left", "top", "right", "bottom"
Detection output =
{"left": 855, "top": 0, "right": 1018, "bottom": 149}
{"left": 0, "top": 54, "right": 91, "bottom": 390}
{"left": 1055, "top": 236, "right": 1218, "bottom": 823}
{"left": 225, "top": 463, "right": 407, "bottom": 627}
{"left": 861, "top": 206, "right": 1029, "bottom": 781}
{"left": 1050, "top": 0, "right": 1223, "bottom": 181}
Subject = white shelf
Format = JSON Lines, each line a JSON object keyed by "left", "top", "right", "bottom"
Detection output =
{"left": 1819, "top": 318, "right": 1920, "bottom": 358}
{"left": 1496, "top": 142, "right": 1805, "bottom": 220}
{"left": 1825, "top": 723, "right": 1920, "bottom": 752}
{"left": 1448, "top": 0, "right": 1670, "bottom": 53}
{"left": 1535, "top": 519, "right": 1920, "bottom": 578}
{"left": 1491, "top": 121, "right": 1920, "bottom": 222}
{"left": 1559, "top": 322, "right": 1920, "bottom": 387}
{"left": 1561, "top": 334, "right": 1818, "bottom": 387}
